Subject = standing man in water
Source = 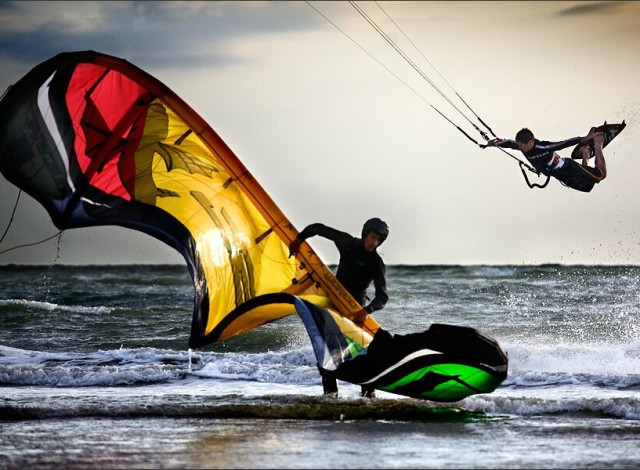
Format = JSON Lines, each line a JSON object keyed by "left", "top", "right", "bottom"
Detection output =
{"left": 288, "top": 217, "right": 389, "bottom": 398}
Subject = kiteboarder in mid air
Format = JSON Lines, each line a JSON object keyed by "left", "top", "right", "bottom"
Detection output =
{"left": 485, "top": 127, "right": 608, "bottom": 192}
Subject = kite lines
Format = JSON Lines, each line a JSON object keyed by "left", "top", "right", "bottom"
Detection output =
{"left": 305, "top": 1, "right": 547, "bottom": 187}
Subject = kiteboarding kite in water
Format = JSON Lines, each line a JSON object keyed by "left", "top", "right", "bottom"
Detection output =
{"left": 0, "top": 51, "right": 507, "bottom": 402}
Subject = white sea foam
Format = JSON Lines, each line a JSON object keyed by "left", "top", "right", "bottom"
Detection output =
{"left": 0, "top": 345, "right": 323, "bottom": 388}
{"left": 504, "top": 339, "right": 640, "bottom": 373}
{"left": 464, "top": 389, "right": 640, "bottom": 420}
{"left": 0, "top": 345, "right": 191, "bottom": 386}
{"left": 464, "top": 265, "right": 518, "bottom": 278}
{"left": 0, "top": 298, "right": 112, "bottom": 314}
{"left": 193, "top": 348, "right": 320, "bottom": 384}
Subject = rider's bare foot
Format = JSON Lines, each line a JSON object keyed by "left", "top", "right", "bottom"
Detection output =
{"left": 580, "top": 145, "right": 591, "bottom": 165}
{"left": 593, "top": 131, "right": 605, "bottom": 148}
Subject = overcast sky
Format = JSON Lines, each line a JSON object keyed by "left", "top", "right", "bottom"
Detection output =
{"left": 0, "top": 1, "right": 639, "bottom": 266}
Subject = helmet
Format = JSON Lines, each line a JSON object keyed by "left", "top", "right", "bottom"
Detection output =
{"left": 361, "top": 217, "right": 389, "bottom": 244}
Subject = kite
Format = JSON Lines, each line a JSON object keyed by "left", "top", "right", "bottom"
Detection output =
{"left": 0, "top": 51, "right": 507, "bottom": 401}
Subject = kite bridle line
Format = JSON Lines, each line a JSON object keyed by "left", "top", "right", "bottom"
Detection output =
{"left": 0, "top": 230, "right": 64, "bottom": 257}
{"left": 0, "top": 187, "right": 67, "bottom": 257}
{"left": 307, "top": 1, "right": 548, "bottom": 188}
{"left": 0, "top": 188, "right": 21, "bottom": 246}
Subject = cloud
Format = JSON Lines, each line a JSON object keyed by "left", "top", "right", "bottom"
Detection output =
{"left": 0, "top": 1, "right": 323, "bottom": 69}
{"left": 558, "top": 1, "right": 625, "bottom": 16}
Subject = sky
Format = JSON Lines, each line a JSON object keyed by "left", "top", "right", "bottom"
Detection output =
{"left": 0, "top": 1, "right": 639, "bottom": 266}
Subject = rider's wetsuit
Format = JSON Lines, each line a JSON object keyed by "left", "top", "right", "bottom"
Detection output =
{"left": 497, "top": 137, "right": 603, "bottom": 192}
{"left": 296, "top": 222, "right": 388, "bottom": 398}
{"left": 297, "top": 223, "right": 388, "bottom": 313}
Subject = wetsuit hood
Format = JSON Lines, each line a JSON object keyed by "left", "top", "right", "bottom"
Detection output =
{"left": 362, "top": 218, "right": 389, "bottom": 244}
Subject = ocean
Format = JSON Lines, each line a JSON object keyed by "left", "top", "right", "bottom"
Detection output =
{"left": 0, "top": 264, "right": 639, "bottom": 469}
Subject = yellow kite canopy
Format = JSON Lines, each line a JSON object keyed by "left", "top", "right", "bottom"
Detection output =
{"left": 0, "top": 51, "right": 379, "bottom": 349}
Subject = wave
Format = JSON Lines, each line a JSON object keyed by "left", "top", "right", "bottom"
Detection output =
{"left": 2, "top": 342, "right": 638, "bottom": 391}
{"left": 0, "top": 392, "right": 486, "bottom": 422}
{"left": 2, "top": 386, "right": 638, "bottom": 422}
{"left": 192, "top": 349, "right": 318, "bottom": 384}
{"left": 503, "top": 341, "right": 640, "bottom": 379}
{"left": 0, "top": 298, "right": 113, "bottom": 315}
{"left": 0, "top": 345, "right": 190, "bottom": 386}
{"left": 0, "top": 345, "right": 321, "bottom": 387}
{"left": 464, "top": 392, "right": 640, "bottom": 421}
{"left": 1, "top": 342, "right": 638, "bottom": 422}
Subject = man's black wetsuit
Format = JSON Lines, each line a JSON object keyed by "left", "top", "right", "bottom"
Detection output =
{"left": 497, "top": 137, "right": 604, "bottom": 192}
{"left": 297, "top": 223, "right": 388, "bottom": 313}
{"left": 296, "top": 222, "right": 388, "bottom": 397}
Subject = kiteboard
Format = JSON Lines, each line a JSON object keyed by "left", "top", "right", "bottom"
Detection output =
{"left": 570, "top": 121, "right": 626, "bottom": 160}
